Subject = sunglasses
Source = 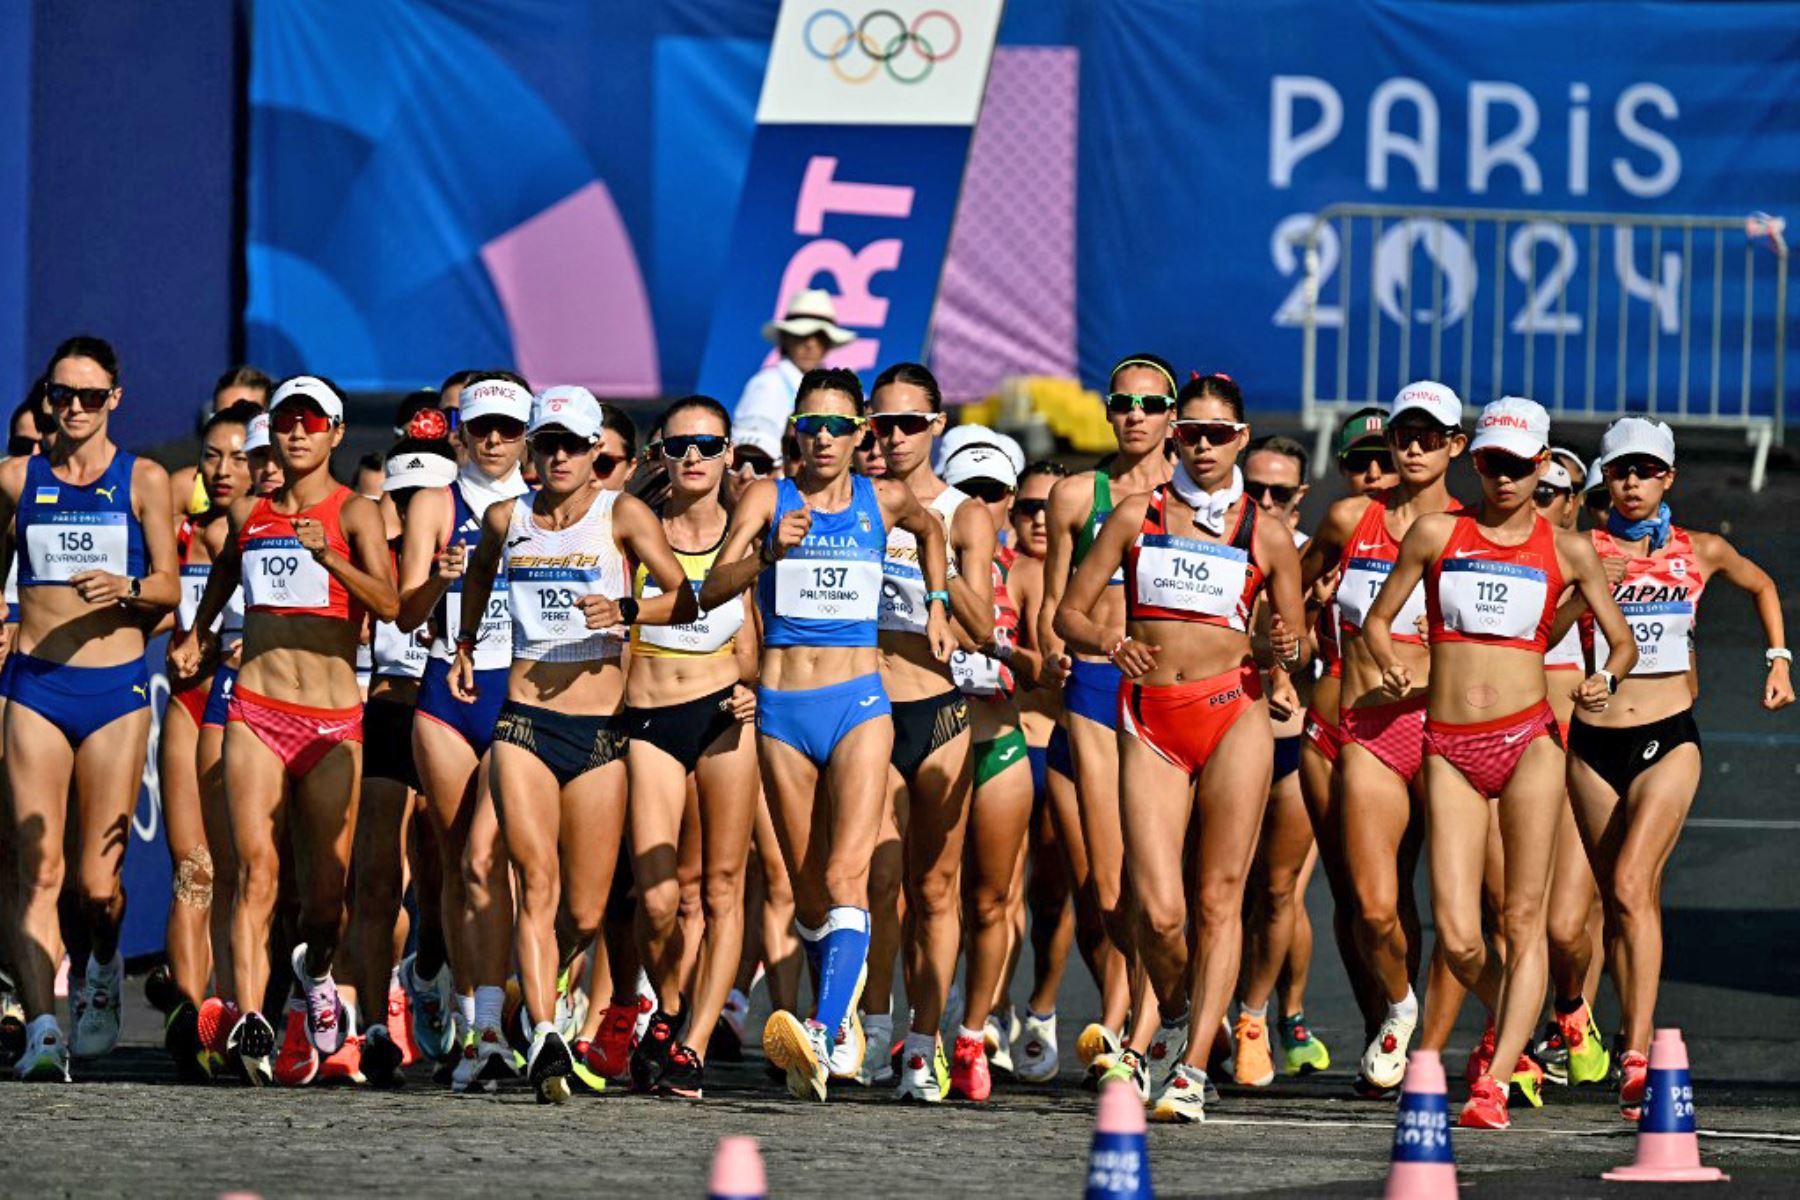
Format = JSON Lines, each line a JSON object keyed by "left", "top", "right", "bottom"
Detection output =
{"left": 856, "top": 432, "right": 880, "bottom": 454}
{"left": 870, "top": 411, "right": 937, "bottom": 439}
{"left": 732, "top": 450, "right": 776, "bottom": 477}
{"left": 1472, "top": 448, "right": 1542, "bottom": 480}
{"left": 46, "top": 383, "right": 114, "bottom": 411}
{"left": 1387, "top": 424, "right": 1456, "bottom": 452}
{"left": 791, "top": 413, "right": 865, "bottom": 439}
{"left": 530, "top": 430, "right": 596, "bottom": 458}
{"left": 1106, "top": 392, "right": 1176, "bottom": 416}
{"left": 1013, "top": 498, "right": 1049, "bottom": 521}
{"left": 1340, "top": 448, "right": 1394, "bottom": 475}
{"left": 661, "top": 434, "right": 728, "bottom": 461}
{"left": 1244, "top": 479, "right": 1300, "bottom": 507}
{"left": 7, "top": 435, "right": 38, "bottom": 457}
{"left": 1171, "top": 420, "right": 1247, "bottom": 448}
{"left": 959, "top": 478, "right": 1012, "bottom": 504}
{"left": 465, "top": 415, "right": 526, "bottom": 441}
{"left": 272, "top": 407, "right": 334, "bottom": 435}
{"left": 1604, "top": 457, "right": 1671, "bottom": 482}
{"left": 1533, "top": 484, "right": 1573, "bottom": 505}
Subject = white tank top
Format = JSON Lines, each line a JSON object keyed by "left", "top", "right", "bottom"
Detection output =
{"left": 878, "top": 486, "right": 965, "bottom": 636}
{"left": 372, "top": 618, "right": 429, "bottom": 680}
{"left": 503, "top": 489, "right": 629, "bottom": 664}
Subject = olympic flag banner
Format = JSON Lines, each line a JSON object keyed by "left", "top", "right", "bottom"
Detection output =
{"left": 695, "top": 2, "right": 1005, "bottom": 409}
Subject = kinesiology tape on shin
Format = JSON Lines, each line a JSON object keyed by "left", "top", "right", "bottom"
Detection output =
{"left": 813, "top": 907, "right": 872, "bottom": 1033}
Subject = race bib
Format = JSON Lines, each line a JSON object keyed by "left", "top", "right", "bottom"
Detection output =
{"left": 1436, "top": 559, "right": 1547, "bottom": 640}
{"left": 951, "top": 649, "right": 1013, "bottom": 697}
{"left": 638, "top": 578, "right": 744, "bottom": 654}
{"left": 1133, "top": 534, "right": 1247, "bottom": 623}
{"left": 1597, "top": 601, "right": 1694, "bottom": 676}
{"left": 445, "top": 578, "right": 513, "bottom": 671}
{"left": 372, "top": 619, "right": 429, "bottom": 677}
{"left": 774, "top": 554, "right": 881, "bottom": 622}
{"left": 178, "top": 564, "right": 217, "bottom": 633}
{"left": 26, "top": 512, "right": 128, "bottom": 582}
{"left": 243, "top": 538, "right": 331, "bottom": 609}
{"left": 1338, "top": 556, "right": 1426, "bottom": 634}
{"left": 878, "top": 561, "right": 929, "bottom": 633}
{"left": 509, "top": 567, "right": 608, "bottom": 645}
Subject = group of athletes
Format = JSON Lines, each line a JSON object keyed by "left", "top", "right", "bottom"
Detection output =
{"left": 0, "top": 337, "right": 1788, "bottom": 1131}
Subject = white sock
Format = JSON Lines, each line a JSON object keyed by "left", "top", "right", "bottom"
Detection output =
{"left": 904, "top": 1030, "right": 936, "bottom": 1061}
{"left": 1389, "top": 989, "right": 1419, "bottom": 1023}
{"left": 532, "top": 1019, "right": 556, "bottom": 1043}
{"left": 457, "top": 993, "right": 476, "bottom": 1026}
{"left": 474, "top": 985, "right": 505, "bottom": 1031}
{"left": 865, "top": 1012, "right": 893, "bottom": 1040}
{"left": 958, "top": 1024, "right": 983, "bottom": 1043}
{"left": 341, "top": 998, "right": 360, "bottom": 1036}
{"left": 1241, "top": 1001, "right": 1268, "bottom": 1021}
{"left": 388, "top": 967, "right": 402, "bottom": 993}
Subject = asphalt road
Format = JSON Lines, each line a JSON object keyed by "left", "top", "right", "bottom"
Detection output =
{"left": 4, "top": 429, "right": 1796, "bottom": 1197}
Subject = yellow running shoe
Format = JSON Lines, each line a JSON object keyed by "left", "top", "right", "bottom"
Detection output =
{"left": 1557, "top": 1002, "right": 1611, "bottom": 1086}
{"left": 1232, "top": 1011, "right": 1275, "bottom": 1087}
{"left": 1508, "top": 1054, "right": 1545, "bottom": 1108}
{"left": 1279, "top": 1011, "right": 1331, "bottom": 1075}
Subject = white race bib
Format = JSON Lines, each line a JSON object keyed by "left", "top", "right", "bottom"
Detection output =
{"left": 26, "top": 512, "right": 128, "bottom": 582}
{"left": 1338, "top": 556, "right": 1426, "bottom": 634}
{"left": 445, "top": 579, "right": 514, "bottom": 671}
{"left": 951, "top": 648, "right": 1011, "bottom": 696}
{"left": 510, "top": 567, "right": 607, "bottom": 645}
{"left": 178, "top": 564, "right": 216, "bottom": 633}
{"left": 1133, "top": 534, "right": 1247, "bottom": 623}
{"left": 774, "top": 554, "right": 881, "bottom": 622}
{"left": 638, "top": 578, "right": 744, "bottom": 654}
{"left": 1596, "top": 601, "right": 1694, "bottom": 676}
{"left": 878, "top": 561, "right": 929, "bottom": 633}
{"left": 243, "top": 538, "right": 331, "bottom": 609}
{"left": 372, "top": 619, "right": 429, "bottom": 678}
{"left": 1436, "top": 559, "right": 1548, "bottom": 640}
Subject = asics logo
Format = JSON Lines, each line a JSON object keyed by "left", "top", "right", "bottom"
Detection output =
{"left": 858, "top": 695, "right": 880, "bottom": 708}
{"left": 1452, "top": 548, "right": 1492, "bottom": 558}
{"left": 1642, "top": 739, "right": 1659, "bottom": 760}
{"left": 315, "top": 721, "right": 356, "bottom": 736}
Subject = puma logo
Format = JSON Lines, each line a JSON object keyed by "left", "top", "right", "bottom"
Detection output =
{"left": 95, "top": 484, "right": 117, "bottom": 503}
{"left": 131, "top": 684, "right": 147, "bottom": 699}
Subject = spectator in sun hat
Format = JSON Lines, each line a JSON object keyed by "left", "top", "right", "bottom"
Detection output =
{"left": 733, "top": 288, "right": 856, "bottom": 432}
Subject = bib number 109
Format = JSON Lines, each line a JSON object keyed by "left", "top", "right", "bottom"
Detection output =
{"left": 261, "top": 554, "right": 301, "bottom": 577}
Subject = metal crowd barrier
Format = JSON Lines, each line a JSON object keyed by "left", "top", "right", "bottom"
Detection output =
{"left": 1294, "top": 204, "right": 1789, "bottom": 490}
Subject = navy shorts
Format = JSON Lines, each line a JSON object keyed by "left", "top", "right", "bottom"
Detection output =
{"left": 1065, "top": 658, "right": 1122, "bottom": 730}
{"left": 417, "top": 657, "right": 507, "bottom": 756}
{"left": 5, "top": 652, "right": 150, "bottom": 745}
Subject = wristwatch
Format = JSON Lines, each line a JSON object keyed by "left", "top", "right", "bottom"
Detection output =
{"left": 925, "top": 589, "right": 950, "bottom": 609}
{"left": 1599, "top": 669, "right": 1619, "bottom": 694}
{"left": 618, "top": 596, "right": 641, "bottom": 626}
{"left": 1768, "top": 647, "right": 1793, "bottom": 666}
{"left": 127, "top": 576, "right": 141, "bottom": 600}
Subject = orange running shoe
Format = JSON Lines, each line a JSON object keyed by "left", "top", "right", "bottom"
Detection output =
{"left": 1617, "top": 1050, "right": 1648, "bottom": 1120}
{"left": 590, "top": 1004, "right": 637, "bottom": 1080}
{"left": 273, "top": 1001, "right": 319, "bottom": 1087}
{"left": 1465, "top": 1017, "right": 1497, "bottom": 1085}
{"left": 318, "top": 1031, "right": 366, "bottom": 1085}
{"left": 949, "top": 1034, "right": 991, "bottom": 1102}
{"left": 1232, "top": 1011, "right": 1276, "bottom": 1087}
{"left": 1459, "top": 1074, "right": 1511, "bottom": 1129}
{"left": 388, "top": 986, "right": 419, "bottom": 1067}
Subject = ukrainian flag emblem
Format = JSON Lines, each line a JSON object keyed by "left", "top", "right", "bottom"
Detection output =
{"left": 34, "top": 487, "right": 58, "bottom": 504}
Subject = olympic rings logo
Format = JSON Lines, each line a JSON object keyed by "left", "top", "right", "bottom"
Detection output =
{"left": 802, "top": 8, "right": 962, "bottom": 85}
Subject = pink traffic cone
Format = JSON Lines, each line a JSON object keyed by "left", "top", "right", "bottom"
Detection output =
{"left": 1604, "top": 1028, "right": 1728, "bottom": 1182}
{"left": 1384, "top": 1050, "right": 1457, "bottom": 1200}
{"left": 708, "top": 1135, "right": 767, "bottom": 1200}
{"left": 1086, "top": 1078, "right": 1153, "bottom": 1199}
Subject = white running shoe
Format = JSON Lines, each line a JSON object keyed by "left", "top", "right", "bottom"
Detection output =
{"left": 1360, "top": 1010, "right": 1418, "bottom": 1091}
{"left": 829, "top": 1006, "right": 865, "bottom": 1080}
{"left": 763, "top": 1011, "right": 828, "bottom": 1102}
{"left": 984, "top": 1013, "right": 1015, "bottom": 1077}
{"left": 452, "top": 1023, "right": 519, "bottom": 1095}
{"left": 14, "top": 1022, "right": 70, "bottom": 1082}
{"left": 632, "top": 971, "right": 656, "bottom": 1043}
{"left": 895, "top": 1037, "right": 947, "bottom": 1103}
{"left": 71, "top": 957, "right": 123, "bottom": 1060}
{"left": 289, "top": 943, "right": 346, "bottom": 1055}
{"left": 860, "top": 1012, "right": 895, "bottom": 1085}
{"left": 1152, "top": 1063, "right": 1210, "bottom": 1123}
{"left": 1144, "top": 1019, "right": 1189, "bottom": 1096}
{"left": 1015, "top": 1011, "right": 1060, "bottom": 1083}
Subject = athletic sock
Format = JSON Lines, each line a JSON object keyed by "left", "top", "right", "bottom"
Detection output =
{"left": 903, "top": 1030, "right": 936, "bottom": 1063}
{"left": 474, "top": 985, "right": 505, "bottom": 1031}
{"left": 957, "top": 1024, "right": 983, "bottom": 1043}
{"left": 1553, "top": 994, "right": 1585, "bottom": 1016}
{"left": 456, "top": 992, "right": 476, "bottom": 1027}
{"left": 340, "top": 997, "right": 360, "bottom": 1036}
{"left": 1240, "top": 1001, "right": 1268, "bottom": 1021}
{"left": 1029, "top": 1008, "right": 1056, "bottom": 1023}
{"left": 87, "top": 952, "right": 122, "bottom": 985}
{"left": 1389, "top": 989, "right": 1419, "bottom": 1023}
{"left": 796, "top": 918, "right": 826, "bottom": 986}
{"left": 864, "top": 1011, "right": 893, "bottom": 1049}
{"left": 811, "top": 907, "right": 871, "bottom": 1034}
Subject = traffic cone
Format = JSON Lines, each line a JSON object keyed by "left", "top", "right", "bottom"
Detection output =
{"left": 1603, "top": 1028, "right": 1728, "bottom": 1182}
{"left": 1085, "top": 1078, "right": 1153, "bottom": 1199}
{"left": 1384, "top": 1050, "right": 1457, "bottom": 1199}
{"left": 709, "top": 1135, "right": 767, "bottom": 1200}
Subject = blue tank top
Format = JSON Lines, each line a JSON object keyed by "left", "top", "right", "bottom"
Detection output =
{"left": 16, "top": 450, "right": 146, "bottom": 588}
{"left": 429, "top": 482, "right": 517, "bottom": 668}
{"left": 757, "top": 474, "right": 886, "bottom": 648}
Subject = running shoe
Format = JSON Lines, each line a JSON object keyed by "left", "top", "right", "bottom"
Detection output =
{"left": 71, "top": 959, "right": 123, "bottom": 1060}
{"left": 1077, "top": 1022, "right": 1121, "bottom": 1087}
{"left": 398, "top": 952, "right": 454, "bottom": 1063}
{"left": 570, "top": 1038, "right": 609, "bottom": 1094}
{"left": 1617, "top": 1050, "right": 1648, "bottom": 1121}
{"left": 1351, "top": 1072, "right": 1399, "bottom": 1101}
{"left": 1102, "top": 1047, "right": 1151, "bottom": 1103}
{"left": 362, "top": 1024, "right": 405, "bottom": 1089}
{"left": 829, "top": 1005, "right": 865, "bottom": 1082}
{"left": 632, "top": 979, "right": 656, "bottom": 1044}
{"left": 1279, "top": 1012, "right": 1330, "bottom": 1076}
{"left": 197, "top": 996, "right": 238, "bottom": 1079}
{"left": 1151, "top": 1063, "right": 1210, "bottom": 1123}
{"left": 163, "top": 1000, "right": 210, "bottom": 1083}
{"left": 1145, "top": 1020, "right": 1189, "bottom": 1096}
{"left": 950, "top": 1033, "right": 991, "bottom": 1102}
{"left": 630, "top": 1009, "right": 679, "bottom": 1093}
{"left": 1508, "top": 1053, "right": 1544, "bottom": 1109}
{"left": 274, "top": 1000, "right": 319, "bottom": 1087}
{"left": 710, "top": 988, "right": 749, "bottom": 1064}
{"left": 1232, "top": 1011, "right": 1276, "bottom": 1088}
{"left": 1465, "top": 1017, "right": 1497, "bottom": 1085}
{"left": 528, "top": 1028, "right": 575, "bottom": 1105}
{"left": 860, "top": 1013, "right": 895, "bottom": 1086}
{"left": 591, "top": 1003, "right": 637, "bottom": 1081}
{"left": 764, "top": 1011, "right": 828, "bottom": 1102}
{"left": 433, "top": 1020, "right": 467, "bottom": 1087}
{"left": 895, "top": 1037, "right": 948, "bottom": 1104}
{"left": 317, "top": 1032, "right": 366, "bottom": 1086}
{"left": 1530, "top": 1018, "right": 1569, "bottom": 1085}
{"left": 288, "top": 943, "right": 346, "bottom": 1055}
{"left": 1360, "top": 1010, "right": 1417, "bottom": 1091}
{"left": 452, "top": 1023, "right": 518, "bottom": 1095}
{"left": 984, "top": 1012, "right": 1015, "bottom": 1078}
{"left": 1557, "top": 1002, "right": 1611, "bottom": 1086}
{"left": 554, "top": 969, "right": 589, "bottom": 1045}
{"left": 388, "top": 984, "right": 419, "bottom": 1067}
{"left": 1459, "top": 1074, "right": 1510, "bottom": 1129}
{"left": 1015, "top": 1010, "right": 1060, "bottom": 1083}
{"left": 14, "top": 1023, "right": 70, "bottom": 1082}
{"left": 144, "top": 963, "right": 181, "bottom": 1016}
{"left": 658, "top": 1043, "right": 704, "bottom": 1099}
{"left": 0, "top": 975, "right": 25, "bottom": 1066}
{"left": 228, "top": 1010, "right": 277, "bottom": 1087}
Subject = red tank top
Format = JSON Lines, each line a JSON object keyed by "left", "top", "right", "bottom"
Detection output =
{"left": 1124, "top": 488, "right": 1264, "bottom": 632}
{"left": 1335, "top": 496, "right": 1427, "bottom": 646}
{"left": 238, "top": 486, "right": 361, "bottom": 622}
{"left": 1589, "top": 525, "right": 1706, "bottom": 676}
{"left": 1425, "top": 511, "right": 1562, "bottom": 652}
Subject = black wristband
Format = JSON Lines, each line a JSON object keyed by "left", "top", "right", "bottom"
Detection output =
{"left": 618, "top": 595, "right": 641, "bottom": 626}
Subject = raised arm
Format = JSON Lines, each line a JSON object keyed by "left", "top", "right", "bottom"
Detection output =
{"left": 612, "top": 493, "right": 700, "bottom": 628}
{"left": 1035, "top": 474, "right": 1090, "bottom": 686}
{"left": 305, "top": 494, "right": 399, "bottom": 622}
{"left": 1362, "top": 513, "right": 1448, "bottom": 697}
{"left": 394, "top": 486, "right": 455, "bottom": 633}
{"left": 1300, "top": 495, "right": 1368, "bottom": 591}
{"left": 1557, "top": 531, "right": 1638, "bottom": 711}
{"left": 696, "top": 480, "right": 780, "bottom": 612}
{"left": 1693, "top": 531, "right": 1792, "bottom": 710}
{"left": 449, "top": 498, "right": 513, "bottom": 701}
{"left": 945, "top": 497, "right": 996, "bottom": 646}
{"left": 1052, "top": 495, "right": 1142, "bottom": 661}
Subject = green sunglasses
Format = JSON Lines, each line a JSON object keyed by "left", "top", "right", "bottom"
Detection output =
{"left": 791, "top": 413, "right": 867, "bottom": 439}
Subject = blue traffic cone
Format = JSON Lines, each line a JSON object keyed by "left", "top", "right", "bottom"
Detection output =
{"left": 1086, "top": 1078, "right": 1152, "bottom": 1199}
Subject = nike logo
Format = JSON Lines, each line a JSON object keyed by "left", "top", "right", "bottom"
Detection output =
{"left": 1452, "top": 548, "right": 1492, "bottom": 558}
{"left": 858, "top": 696, "right": 879, "bottom": 708}
{"left": 1502, "top": 730, "right": 1526, "bottom": 744}
{"left": 315, "top": 722, "right": 355, "bottom": 736}
{"left": 998, "top": 746, "right": 1019, "bottom": 761}
{"left": 247, "top": 522, "right": 276, "bottom": 536}
{"left": 95, "top": 485, "right": 117, "bottom": 503}
{"left": 1354, "top": 541, "right": 1385, "bottom": 553}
